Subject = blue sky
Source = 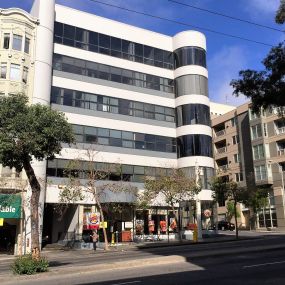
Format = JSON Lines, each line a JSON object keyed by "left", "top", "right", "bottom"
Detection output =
{"left": 2, "top": 0, "right": 284, "bottom": 106}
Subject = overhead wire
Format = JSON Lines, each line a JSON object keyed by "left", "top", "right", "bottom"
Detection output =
{"left": 168, "top": 0, "right": 284, "bottom": 33}
{"left": 86, "top": 0, "right": 275, "bottom": 47}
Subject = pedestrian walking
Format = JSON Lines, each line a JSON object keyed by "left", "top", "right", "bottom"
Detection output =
{"left": 91, "top": 230, "right": 98, "bottom": 251}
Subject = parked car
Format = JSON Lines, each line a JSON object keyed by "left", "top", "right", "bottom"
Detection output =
{"left": 217, "top": 221, "right": 235, "bottom": 231}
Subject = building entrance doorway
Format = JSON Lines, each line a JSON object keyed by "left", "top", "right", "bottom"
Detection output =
{"left": 0, "top": 221, "right": 16, "bottom": 254}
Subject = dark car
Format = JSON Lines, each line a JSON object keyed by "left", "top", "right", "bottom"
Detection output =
{"left": 217, "top": 221, "right": 235, "bottom": 231}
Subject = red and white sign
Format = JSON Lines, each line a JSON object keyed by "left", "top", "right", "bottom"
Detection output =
{"left": 203, "top": 209, "right": 212, "bottom": 218}
{"left": 85, "top": 212, "right": 100, "bottom": 230}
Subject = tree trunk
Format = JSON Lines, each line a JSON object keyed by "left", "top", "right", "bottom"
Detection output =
{"left": 23, "top": 159, "right": 41, "bottom": 260}
{"left": 96, "top": 197, "right": 109, "bottom": 250}
{"left": 234, "top": 200, "right": 238, "bottom": 240}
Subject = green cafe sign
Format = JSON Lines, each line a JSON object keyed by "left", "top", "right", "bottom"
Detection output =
{"left": 0, "top": 194, "right": 21, "bottom": 219}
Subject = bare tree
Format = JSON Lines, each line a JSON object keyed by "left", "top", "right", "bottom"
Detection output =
{"left": 57, "top": 148, "right": 137, "bottom": 250}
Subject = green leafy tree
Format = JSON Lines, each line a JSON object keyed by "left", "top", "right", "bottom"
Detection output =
{"left": 0, "top": 94, "right": 74, "bottom": 259}
{"left": 231, "top": 1, "right": 285, "bottom": 115}
{"left": 211, "top": 177, "right": 244, "bottom": 239}
{"left": 276, "top": 0, "right": 285, "bottom": 24}
{"left": 143, "top": 168, "right": 200, "bottom": 240}
{"left": 225, "top": 201, "right": 240, "bottom": 223}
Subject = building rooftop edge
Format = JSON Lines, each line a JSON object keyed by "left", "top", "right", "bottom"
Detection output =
{"left": 0, "top": 7, "right": 38, "bottom": 24}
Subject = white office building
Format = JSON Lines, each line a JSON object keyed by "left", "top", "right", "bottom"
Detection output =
{"left": 1, "top": 0, "right": 215, "bottom": 248}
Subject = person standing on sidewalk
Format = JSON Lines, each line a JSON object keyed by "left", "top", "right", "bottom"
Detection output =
{"left": 91, "top": 230, "right": 98, "bottom": 251}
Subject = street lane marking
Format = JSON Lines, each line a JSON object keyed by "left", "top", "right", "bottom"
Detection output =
{"left": 243, "top": 260, "right": 285, "bottom": 269}
{"left": 111, "top": 281, "right": 141, "bottom": 285}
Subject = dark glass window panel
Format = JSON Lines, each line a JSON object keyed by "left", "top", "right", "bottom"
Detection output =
{"left": 145, "top": 134, "right": 155, "bottom": 142}
{"left": 98, "top": 128, "right": 109, "bottom": 137}
{"left": 154, "top": 61, "right": 163, "bottom": 68}
{"left": 89, "top": 44, "right": 98, "bottom": 52}
{"left": 119, "top": 99, "right": 131, "bottom": 115}
{"left": 135, "top": 43, "right": 143, "bottom": 57}
{"left": 98, "top": 137, "right": 109, "bottom": 145}
{"left": 154, "top": 48, "right": 163, "bottom": 62}
{"left": 110, "top": 138, "right": 122, "bottom": 147}
{"left": 54, "top": 22, "right": 63, "bottom": 36}
{"left": 99, "top": 47, "right": 110, "bottom": 55}
{"left": 110, "top": 67, "right": 122, "bottom": 83}
{"left": 134, "top": 110, "right": 144, "bottom": 118}
{"left": 122, "top": 40, "right": 134, "bottom": 54}
{"left": 135, "top": 141, "right": 145, "bottom": 149}
{"left": 135, "top": 56, "right": 143, "bottom": 63}
{"left": 75, "top": 27, "right": 87, "bottom": 42}
{"left": 63, "top": 89, "right": 73, "bottom": 106}
{"left": 51, "top": 87, "right": 62, "bottom": 104}
{"left": 146, "top": 142, "right": 155, "bottom": 151}
{"left": 122, "top": 140, "right": 133, "bottom": 148}
{"left": 133, "top": 174, "right": 144, "bottom": 183}
{"left": 156, "top": 143, "right": 166, "bottom": 152}
{"left": 72, "top": 125, "right": 84, "bottom": 134}
{"left": 98, "top": 65, "right": 110, "bottom": 80}
{"left": 99, "top": 34, "right": 110, "bottom": 49}
{"left": 63, "top": 24, "right": 75, "bottom": 39}
{"left": 63, "top": 38, "right": 74, "bottom": 47}
{"left": 111, "top": 37, "right": 121, "bottom": 51}
{"left": 89, "top": 31, "right": 98, "bottom": 45}
{"left": 144, "top": 112, "right": 155, "bottom": 119}
{"left": 122, "top": 131, "right": 133, "bottom": 140}
{"left": 54, "top": 36, "right": 62, "bottom": 44}
{"left": 47, "top": 168, "right": 56, "bottom": 177}
{"left": 174, "top": 46, "right": 206, "bottom": 69}
{"left": 155, "top": 113, "right": 164, "bottom": 121}
{"left": 111, "top": 50, "right": 122, "bottom": 57}
{"left": 177, "top": 134, "right": 212, "bottom": 158}
{"left": 85, "top": 135, "right": 98, "bottom": 143}
{"left": 144, "top": 45, "right": 154, "bottom": 59}
{"left": 134, "top": 166, "right": 145, "bottom": 174}
{"left": 134, "top": 102, "right": 144, "bottom": 110}
{"left": 144, "top": 104, "right": 155, "bottom": 112}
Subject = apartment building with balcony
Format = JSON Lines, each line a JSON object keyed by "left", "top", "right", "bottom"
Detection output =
{"left": 211, "top": 103, "right": 254, "bottom": 228}
{"left": 211, "top": 101, "right": 285, "bottom": 230}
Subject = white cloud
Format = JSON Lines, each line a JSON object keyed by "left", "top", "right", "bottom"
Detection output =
{"left": 208, "top": 46, "right": 249, "bottom": 106}
{"left": 243, "top": 0, "right": 280, "bottom": 19}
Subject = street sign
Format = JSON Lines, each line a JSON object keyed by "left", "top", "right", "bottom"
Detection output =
{"left": 0, "top": 194, "right": 21, "bottom": 218}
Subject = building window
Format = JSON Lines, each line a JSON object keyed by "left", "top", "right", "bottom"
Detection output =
{"left": 0, "top": 63, "right": 7, "bottom": 79}
{"left": 253, "top": 144, "right": 265, "bottom": 160}
{"left": 234, "top": 153, "right": 240, "bottom": 163}
{"left": 10, "top": 64, "right": 20, "bottom": 81}
{"left": 24, "top": 37, "right": 30, "bottom": 54}
{"left": 235, "top": 173, "right": 243, "bottom": 182}
{"left": 255, "top": 165, "right": 267, "bottom": 181}
{"left": 249, "top": 108, "right": 260, "bottom": 120}
{"left": 251, "top": 124, "right": 262, "bottom": 140}
{"left": 231, "top": 117, "right": 237, "bottom": 127}
{"left": 263, "top": 123, "right": 267, "bottom": 137}
{"left": 3, "top": 33, "right": 10, "bottom": 49}
{"left": 22, "top": 66, "right": 28, "bottom": 83}
{"left": 12, "top": 35, "right": 22, "bottom": 51}
{"left": 232, "top": 135, "right": 239, "bottom": 145}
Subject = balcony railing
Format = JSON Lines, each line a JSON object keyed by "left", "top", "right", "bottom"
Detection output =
{"left": 215, "top": 130, "right": 226, "bottom": 137}
{"left": 277, "top": 127, "right": 285, "bottom": 135}
{"left": 278, "top": 149, "right": 285, "bottom": 156}
{"left": 216, "top": 146, "right": 227, "bottom": 154}
{"left": 218, "top": 165, "right": 228, "bottom": 172}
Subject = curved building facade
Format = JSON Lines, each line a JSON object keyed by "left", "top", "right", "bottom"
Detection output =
{"left": 173, "top": 31, "right": 214, "bottom": 188}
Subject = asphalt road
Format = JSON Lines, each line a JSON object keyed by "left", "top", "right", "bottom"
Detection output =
{"left": 1, "top": 233, "right": 285, "bottom": 284}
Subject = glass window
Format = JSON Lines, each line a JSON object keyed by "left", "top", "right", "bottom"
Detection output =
{"left": 12, "top": 35, "right": 22, "bottom": 51}
{"left": 253, "top": 144, "right": 265, "bottom": 160}
{"left": 234, "top": 153, "right": 240, "bottom": 163}
{"left": 0, "top": 63, "right": 7, "bottom": 79}
{"left": 54, "top": 22, "right": 63, "bottom": 36}
{"left": 22, "top": 66, "right": 28, "bottom": 83}
{"left": 64, "top": 24, "right": 75, "bottom": 39}
{"left": 251, "top": 124, "right": 262, "bottom": 140}
{"left": 99, "top": 34, "right": 110, "bottom": 49}
{"left": 110, "top": 130, "right": 121, "bottom": 138}
{"left": 255, "top": 165, "right": 267, "bottom": 181}
{"left": 3, "top": 33, "right": 10, "bottom": 49}
{"left": 98, "top": 128, "right": 109, "bottom": 137}
{"left": 10, "top": 64, "right": 20, "bottom": 81}
{"left": 24, "top": 37, "right": 30, "bottom": 54}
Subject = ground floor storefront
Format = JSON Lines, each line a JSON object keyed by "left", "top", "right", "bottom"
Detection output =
{"left": 42, "top": 200, "right": 216, "bottom": 247}
{"left": 0, "top": 194, "right": 22, "bottom": 255}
